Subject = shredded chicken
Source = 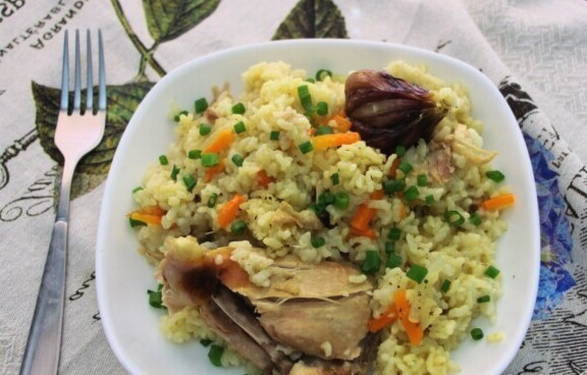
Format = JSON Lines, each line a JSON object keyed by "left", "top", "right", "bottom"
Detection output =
{"left": 451, "top": 124, "right": 498, "bottom": 164}
{"left": 158, "top": 236, "right": 376, "bottom": 375}
{"left": 427, "top": 143, "right": 455, "bottom": 183}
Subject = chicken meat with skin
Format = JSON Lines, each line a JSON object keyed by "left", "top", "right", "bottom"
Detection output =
{"left": 158, "top": 236, "right": 377, "bottom": 375}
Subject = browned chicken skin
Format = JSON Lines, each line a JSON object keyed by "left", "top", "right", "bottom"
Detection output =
{"left": 159, "top": 238, "right": 376, "bottom": 375}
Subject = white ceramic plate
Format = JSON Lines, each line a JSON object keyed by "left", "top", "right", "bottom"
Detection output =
{"left": 96, "top": 39, "right": 540, "bottom": 375}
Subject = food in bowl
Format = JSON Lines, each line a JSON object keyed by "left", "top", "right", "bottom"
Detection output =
{"left": 128, "top": 61, "right": 514, "bottom": 375}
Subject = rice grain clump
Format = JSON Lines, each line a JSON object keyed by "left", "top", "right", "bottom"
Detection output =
{"left": 130, "top": 61, "right": 510, "bottom": 375}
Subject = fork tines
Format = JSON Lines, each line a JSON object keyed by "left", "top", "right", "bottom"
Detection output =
{"left": 60, "top": 29, "right": 106, "bottom": 115}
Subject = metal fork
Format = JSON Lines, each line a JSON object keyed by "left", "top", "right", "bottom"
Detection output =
{"left": 20, "top": 29, "right": 106, "bottom": 375}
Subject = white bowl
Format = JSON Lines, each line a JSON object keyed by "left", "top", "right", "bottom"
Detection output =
{"left": 96, "top": 39, "right": 540, "bottom": 375}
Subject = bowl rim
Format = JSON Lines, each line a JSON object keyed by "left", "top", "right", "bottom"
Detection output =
{"left": 96, "top": 38, "right": 540, "bottom": 375}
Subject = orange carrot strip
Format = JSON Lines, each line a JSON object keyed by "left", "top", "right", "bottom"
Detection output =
{"left": 331, "top": 113, "right": 352, "bottom": 132}
{"left": 368, "top": 305, "right": 398, "bottom": 333}
{"left": 218, "top": 194, "right": 246, "bottom": 229}
{"left": 129, "top": 212, "right": 162, "bottom": 225}
{"left": 205, "top": 129, "right": 236, "bottom": 153}
{"left": 312, "top": 132, "right": 360, "bottom": 151}
{"left": 204, "top": 160, "right": 225, "bottom": 182}
{"left": 394, "top": 289, "right": 424, "bottom": 346}
{"left": 129, "top": 205, "right": 165, "bottom": 225}
{"left": 350, "top": 203, "right": 377, "bottom": 231}
{"left": 481, "top": 193, "right": 516, "bottom": 211}
{"left": 349, "top": 226, "right": 378, "bottom": 239}
{"left": 257, "top": 170, "right": 275, "bottom": 188}
{"left": 370, "top": 190, "right": 385, "bottom": 200}
{"left": 140, "top": 205, "right": 165, "bottom": 216}
{"left": 398, "top": 201, "right": 408, "bottom": 220}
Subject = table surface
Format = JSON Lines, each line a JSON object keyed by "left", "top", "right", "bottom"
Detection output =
{"left": 0, "top": 1, "right": 586, "bottom": 374}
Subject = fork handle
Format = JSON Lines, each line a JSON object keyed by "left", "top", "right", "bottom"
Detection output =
{"left": 19, "top": 220, "right": 68, "bottom": 375}
{"left": 20, "top": 162, "right": 74, "bottom": 375}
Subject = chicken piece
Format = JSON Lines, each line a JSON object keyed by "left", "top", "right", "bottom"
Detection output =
{"left": 427, "top": 143, "right": 455, "bottom": 183}
{"left": 200, "top": 300, "right": 274, "bottom": 373}
{"left": 275, "top": 202, "right": 322, "bottom": 229}
{"left": 229, "top": 257, "right": 372, "bottom": 300}
{"left": 160, "top": 239, "right": 276, "bottom": 372}
{"left": 212, "top": 287, "right": 294, "bottom": 374}
{"left": 255, "top": 293, "right": 371, "bottom": 361}
{"left": 451, "top": 124, "right": 497, "bottom": 164}
{"left": 159, "top": 236, "right": 375, "bottom": 374}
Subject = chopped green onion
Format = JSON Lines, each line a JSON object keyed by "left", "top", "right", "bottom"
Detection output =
{"left": 299, "top": 141, "right": 314, "bottom": 154}
{"left": 444, "top": 210, "right": 465, "bottom": 226}
{"left": 147, "top": 284, "right": 164, "bottom": 309}
{"left": 200, "top": 339, "right": 212, "bottom": 347}
{"left": 297, "top": 85, "right": 313, "bottom": 112}
{"left": 188, "top": 149, "right": 202, "bottom": 160}
{"left": 384, "top": 241, "right": 395, "bottom": 254}
{"left": 305, "top": 78, "right": 315, "bottom": 83}
{"left": 231, "top": 102, "right": 246, "bottom": 114}
{"left": 315, "top": 69, "right": 332, "bottom": 81}
{"left": 231, "top": 154, "right": 244, "bottom": 167}
{"left": 425, "top": 195, "right": 435, "bottom": 205}
{"left": 406, "top": 264, "right": 428, "bottom": 284}
{"left": 417, "top": 174, "right": 428, "bottom": 186}
{"left": 395, "top": 145, "right": 406, "bottom": 157}
{"left": 484, "top": 265, "right": 500, "bottom": 279}
{"left": 132, "top": 186, "right": 143, "bottom": 194}
{"left": 158, "top": 155, "right": 169, "bottom": 165}
{"left": 129, "top": 217, "right": 146, "bottom": 228}
{"left": 316, "top": 101, "right": 329, "bottom": 116}
{"left": 334, "top": 191, "right": 350, "bottom": 209}
{"left": 477, "top": 295, "right": 491, "bottom": 303}
{"left": 199, "top": 123, "right": 212, "bottom": 136}
{"left": 182, "top": 175, "right": 197, "bottom": 192}
{"left": 174, "top": 110, "right": 188, "bottom": 122}
{"left": 201, "top": 153, "right": 220, "bottom": 167}
{"left": 440, "top": 280, "right": 451, "bottom": 293}
{"left": 388, "top": 228, "right": 401, "bottom": 241}
{"left": 383, "top": 179, "right": 406, "bottom": 194}
{"left": 469, "top": 213, "right": 482, "bottom": 226}
{"left": 315, "top": 125, "right": 333, "bottom": 135}
{"left": 194, "top": 98, "right": 208, "bottom": 114}
{"left": 470, "top": 328, "right": 484, "bottom": 341}
{"left": 170, "top": 165, "right": 180, "bottom": 181}
{"left": 230, "top": 220, "right": 247, "bottom": 235}
{"left": 208, "top": 345, "right": 224, "bottom": 367}
{"left": 331, "top": 172, "right": 340, "bottom": 185}
{"left": 404, "top": 186, "right": 419, "bottom": 201}
{"left": 318, "top": 191, "right": 335, "bottom": 206}
{"left": 207, "top": 193, "right": 218, "bottom": 208}
{"left": 310, "top": 203, "right": 326, "bottom": 214}
{"left": 386, "top": 253, "right": 402, "bottom": 269}
{"left": 270, "top": 130, "right": 280, "bottom": 140}
{"left": 233, "top": 121, "right": 246, "bottom": 134}
{"left": 486, "top": 170, "right": 505, "bottom": 183}
{"left": 398, "top": 161, "right": 413, "bottom": 174}
{"left": 361, "top": 250, "right": 381, "bottom": 275}
{"left": 311, "top": 235, "right": 326, "bottom": 248}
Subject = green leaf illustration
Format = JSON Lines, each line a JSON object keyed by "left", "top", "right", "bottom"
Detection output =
{"left": 143, "top": 0, "right": 221, "bottom": 43}
{"left": 32, "top": 81, "right": 154, "bottom": 199}
{"left": 272, "top": 0, "right": 348, "bottom": 40}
